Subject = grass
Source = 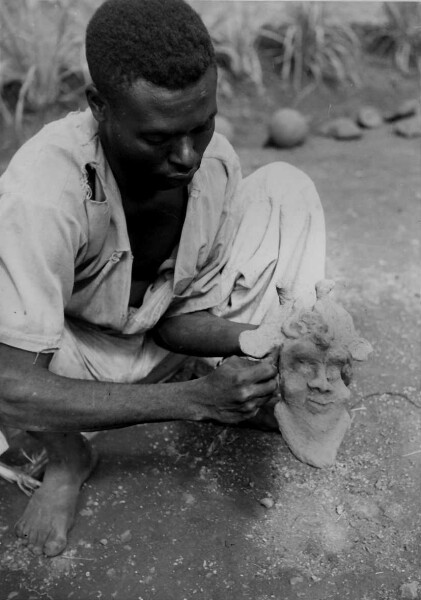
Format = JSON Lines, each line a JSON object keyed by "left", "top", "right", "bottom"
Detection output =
{"left": 0, "top": 0, "right": 92, "bottom": 133}
{"left": 200, "top": 3, "right": 264, "bottom": 98}
{"left": 361, "top": 2, "right": 421, "bottom": 74}
{"left": 258, "top": 2, "right": 362, "bottom": 90}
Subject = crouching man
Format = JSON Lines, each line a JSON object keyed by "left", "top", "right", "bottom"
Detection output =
{"left": 0, "top": 0, "right": 325, "bottom": 557}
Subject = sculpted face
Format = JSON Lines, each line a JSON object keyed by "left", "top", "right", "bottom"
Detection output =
{"left": 271, "top": 280, "right": 372, "bottom": 468}
{"left": 275, "top": 334, "right": 354, "bottom": 468}
{"left": 279, "top": 337, "right": 352, "bottom": 417}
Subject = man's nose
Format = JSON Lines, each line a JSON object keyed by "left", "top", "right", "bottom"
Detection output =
{"left": 308, "top": 366, "right": 333, "bottom": 393}
{"left": 169, "top": 136, "right": 197, "bottom": 172}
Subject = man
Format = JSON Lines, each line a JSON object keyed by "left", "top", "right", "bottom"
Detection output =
{"left": 0, "top": 0, "right": 325, "bottom": 557}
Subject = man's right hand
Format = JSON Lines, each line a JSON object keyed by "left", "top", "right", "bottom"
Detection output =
{"left": 190, "top": 356, "right": 279, "bottom": 424}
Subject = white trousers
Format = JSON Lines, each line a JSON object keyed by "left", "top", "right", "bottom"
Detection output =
{"left": 49, "top": 162, "right": 325, "bottom": 383}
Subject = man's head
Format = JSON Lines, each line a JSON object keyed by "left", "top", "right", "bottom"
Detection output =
{"left": 86, "top": 0, "right": 216, "bottom": 100}
{"left": 85, "top": 0, "right": 218, "bottom": 191}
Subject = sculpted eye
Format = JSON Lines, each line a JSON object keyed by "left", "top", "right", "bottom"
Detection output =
{"left": 326, "top": 364, "right": 341, "bottom": 381}
{"left": 295, "top": 359, "right": 314, "bottom": 376}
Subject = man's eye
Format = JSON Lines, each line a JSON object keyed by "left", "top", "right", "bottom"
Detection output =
{"left": 143, "top": 137, "right": 167, "bottom": 145}
{"left": 194, "top": 119, "right": 214, "bottom": 134}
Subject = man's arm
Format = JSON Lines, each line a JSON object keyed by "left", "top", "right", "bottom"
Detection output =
{"left": 0, "top": 342, "right": 278, "bottom": 433}
{"left": 153, "top": 310, "right": 258, "bottom": 357}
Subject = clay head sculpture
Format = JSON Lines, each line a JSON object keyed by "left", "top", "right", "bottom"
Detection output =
{"left": 274, "top": 280, "right": 372, "bottom": 467}
{"left": 239, "top": 279, "right": 372, "bottom": 468}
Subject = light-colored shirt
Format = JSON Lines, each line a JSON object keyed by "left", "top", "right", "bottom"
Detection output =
{"left": 0, "top": 109, "right": 242, "bottom": 353}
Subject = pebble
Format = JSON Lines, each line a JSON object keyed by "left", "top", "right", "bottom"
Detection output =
{"left": 385, "top": 99, "right": 419, "bottom": 122}
{"left": 357, "top": 106, "right": 383, "bottom": 128}
{"left": 290, "top": 576, "right": 304, "bottom": 585}
{"left": 119, "top": 530, "right": 132, "bottom": 543}
{"left": 99, "top": 538, "right": 108, "bottom": 546}
{"left": 400, "top": 581, "right": 419, "bottom": 599}
{"left": 394, "top": 116, "right": 421, "bottom": 138}
{"left": 318, "top": 118, "right": 363, "bottom": 140}
{"left": 259, "top": 497, "right": 274, "bottom": 509}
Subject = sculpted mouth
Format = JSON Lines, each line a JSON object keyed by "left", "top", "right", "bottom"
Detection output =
{"left": 306, "top": 397, "right": 336, "bottom": 411}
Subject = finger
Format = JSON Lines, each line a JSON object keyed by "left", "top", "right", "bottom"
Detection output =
{"left": 246, "top": 378, "right": 279, "bottom": 402}
{"left": 238, "top": 361, "right": 278, "bottom": 385}
{"left": 263, "top": 347, "right": 280, "bottom": 365}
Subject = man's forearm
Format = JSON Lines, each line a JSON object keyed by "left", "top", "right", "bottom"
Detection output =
{"left": 153, "top": 311, "right": 258, "bottom": 357}
{"left": 0, "top": 371, "right": 199, "bottom": 432}
{"left": 0, "top": 347, "right": 197, "bottom": 432}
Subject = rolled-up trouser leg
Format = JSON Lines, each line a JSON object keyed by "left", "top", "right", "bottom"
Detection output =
{"left": 49, "top": 320, "right": 187, "bottom": 383}
{"left": 211, "top": 162, "right": 326, "bottom": 326}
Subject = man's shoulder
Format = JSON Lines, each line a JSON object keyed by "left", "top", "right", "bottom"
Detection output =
{"left": 202, "top": 132, "right": 240, "bottom": 167}
{"left": 10, "top": 109, "right": 96, "bottom": 166}
{"left": 0, "top": 110, "right": 98, "bottom": 209}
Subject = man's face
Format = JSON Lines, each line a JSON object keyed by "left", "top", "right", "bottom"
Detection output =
{"left": 279, "top": 337, "right": 351, "bottom": 416}
{"left": 97, "top": 67, "right": 218, "bottom": 191}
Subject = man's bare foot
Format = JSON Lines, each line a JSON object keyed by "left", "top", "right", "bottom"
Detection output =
{"left": 15, "top": 433, "right": 97, "bottom": 557}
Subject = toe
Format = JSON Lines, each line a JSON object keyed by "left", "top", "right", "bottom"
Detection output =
{"left": 14, "top": 519, "right": 27, "bottom": 539}
{"left": 44, "top": 535, "right": 67, "bottom": 557}
{"left": 28, "top": 543, "right": 43, "bottom": 556}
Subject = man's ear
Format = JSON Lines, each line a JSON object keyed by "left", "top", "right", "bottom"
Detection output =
{"left": 86, "top": 84, "right": 109, "bottom": 123}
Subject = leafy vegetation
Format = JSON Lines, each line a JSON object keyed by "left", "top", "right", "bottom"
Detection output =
{"left": 361, "top": 2, "right": 421, "bottom": 74}
{"left": 258, "top": 2, "right": 362, "bottom": 90}
{"left": 0, "top": 0, "right": 419, "bottom": 135}
{"left": 200, "top": 3, "right": 264, "bottom": 98}
{"left": 0, "top": 0, "right": 91, "bottom": 132}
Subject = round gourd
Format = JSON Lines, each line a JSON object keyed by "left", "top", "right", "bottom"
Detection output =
{"left": 268, "top": 109, "right": 309, "bottom": 148}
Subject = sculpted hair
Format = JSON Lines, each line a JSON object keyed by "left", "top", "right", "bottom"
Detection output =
{"left": 86, "top": 0, "right": 216, "bottom": 98}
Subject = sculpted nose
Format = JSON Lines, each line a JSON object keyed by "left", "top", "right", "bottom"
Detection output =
{"left": 308, "top": 367, "right": 333, "bottom": 393}
{"left": 170, "top": 136, "right": 197, "bottom": 172}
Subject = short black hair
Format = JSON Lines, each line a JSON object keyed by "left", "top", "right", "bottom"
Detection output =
{"left": 86, "top": 0, "right": 216, "bottom": 98}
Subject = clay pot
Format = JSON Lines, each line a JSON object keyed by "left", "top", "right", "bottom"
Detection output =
{"left": 214, "top": 115, "right": 235, "bottom": 143}
{"left": 267, "top": 108, "right": 309, "bottom": 148}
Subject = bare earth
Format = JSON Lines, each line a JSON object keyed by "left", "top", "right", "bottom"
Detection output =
{"left": 0, "top": 70, "right": 420, "bottom": 599}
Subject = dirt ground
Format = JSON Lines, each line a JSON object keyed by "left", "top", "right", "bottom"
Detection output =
{"left": 0, "top": 63, "right": 420, "bottom": 600}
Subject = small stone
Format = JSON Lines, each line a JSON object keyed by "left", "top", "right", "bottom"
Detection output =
{"left": 385, "top": 99, "right": 419, "bottom": 122}
{"left": 383, "top": 502, "right": 404, "bottom": 521}
{"left": 119, "top": 530, "right": 132, "bottom": 543}
{"left": 7, "top": 593, "right": 19, "bottom": 600}
{"left": 318, "top": 118, "right": 363, "bottom": 140}
{"left": 394, "top": 116, "right": 421, "bottom": 138}
{"left": 336, "top": 504, "right": 345, "bottom": 515}
{"left": 357, "top": 106, "right": 383, "bottom": 128}
{"left": 259, "top": 497, "right": 274, "bottom": 509}
{"left": 400, "top": 581, "right": 419, "bottom": 599}
{"left": 99, "top": 538, "right": 108, "bottom": 546}
{"left": 79, "top": 508, "right": 94, "bottom": 517}
{"left": 106, "top": 568, "right": 117, "bottom": 578}
{"left": 290, "top": 576, "right": 304, "bottom": 585}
